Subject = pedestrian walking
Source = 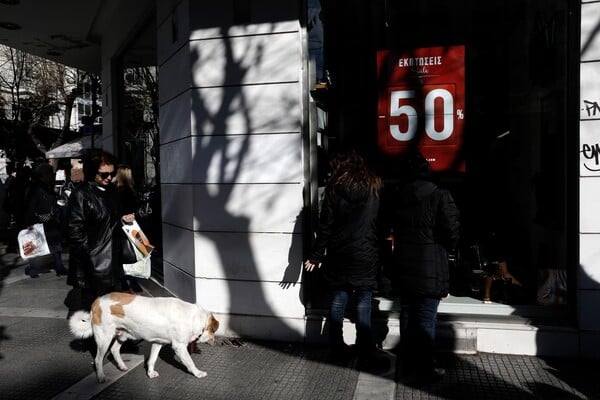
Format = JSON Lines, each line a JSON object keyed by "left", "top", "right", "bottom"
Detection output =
{"left": 23, "top": 163, "right": 68, "bottom": 278}
{"left": 5, "top": 164, "right": 31, "bottom": 229}
{"left": 66, "top": 150, "right": 135, "bottom": 313}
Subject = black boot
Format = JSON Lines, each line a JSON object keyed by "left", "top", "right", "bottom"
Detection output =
{"left": 24, "top": 266, "right": 39, "bottom": 278}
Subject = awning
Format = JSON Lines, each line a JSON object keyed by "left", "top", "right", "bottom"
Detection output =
{"left": 45, "top": 134, "right": 101, "bottom": 159}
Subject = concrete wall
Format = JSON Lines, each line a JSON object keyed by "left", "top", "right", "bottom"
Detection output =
{"left": 579, "top": 0, "right": 600, "bottom": 358}
{"left": 156, "top": 0, "right": 306, "bottom": 341}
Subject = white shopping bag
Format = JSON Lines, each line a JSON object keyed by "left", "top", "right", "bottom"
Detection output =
{"left": 17, "top": 223, "right": 51, "bottom": 259}
{"left": 123, "top": 244, "right": 151, "bottom": 279}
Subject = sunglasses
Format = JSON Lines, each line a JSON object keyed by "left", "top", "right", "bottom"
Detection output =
{"left": 97, "top": 171, "right": 117, "bottom": 179}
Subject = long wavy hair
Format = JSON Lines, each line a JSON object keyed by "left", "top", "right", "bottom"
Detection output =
{"left": 327, "top": 150, "right": 382, "bottom": 201}
{"left": 114, "top": 165, "right": 134, "bottom": 191}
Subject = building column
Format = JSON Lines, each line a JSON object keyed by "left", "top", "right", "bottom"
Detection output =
{"left": 155, "top": 0, "right": 307, "bottom": 341}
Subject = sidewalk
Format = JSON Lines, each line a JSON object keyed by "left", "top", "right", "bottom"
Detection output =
{"left": 0, "top": 252, "right": 598, "bottom": 400}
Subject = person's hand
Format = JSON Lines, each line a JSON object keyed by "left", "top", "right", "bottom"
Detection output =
{"left": 304, "top": 260, "right": 321, "bottom": 272}
{"left": 121, "top": 213, "right": 135, "bottom": 224}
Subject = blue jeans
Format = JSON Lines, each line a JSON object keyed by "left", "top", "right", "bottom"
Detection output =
{"left": 329, "top": 289, "right": 373, "bottom": 355}
{"left": 399, "top": 295, "right": 440, "bottom": 373}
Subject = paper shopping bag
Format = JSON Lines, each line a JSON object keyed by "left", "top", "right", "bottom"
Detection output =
{"left": 122, "top": 220, "right": 154, "bottom": 257}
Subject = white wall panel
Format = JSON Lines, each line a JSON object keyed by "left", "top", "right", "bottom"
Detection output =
{"left": 194, "top": 231, "right": 302, "bottom": 282}
{"left": 580, "top": 177, "right": 600, "bottom": 232}
{"left": 190, "top": 83, "right": 301, "bottom": 135}
{"left": 580, "top": 120, "right": 600, "bottom": 176}
{"left": 187, "top": 1, "right": 298, "bottom": 41}
{"left": 580, "top": 62, "right": 600, "bottom": 120}
{"left": 162, "top": 223, "right": 195, "bottom": 276}
{"left": 160, "top": 137, "right": 193, "bottom": 183}
{"left": 192, "top": 183, "right": 303, "bottom": 233}
{"left": 161, "top": 184, "right": 194, "bottom": 229}
{"left": 163, "top": 259, "right": 196, "bottom": 303}
{"left": 159, "top": 47, "right": 191, "bottom": 103}
{"left": 190, "top": 32, "right": 300, "bottom": 87}
{"left": 214, "top": 313, "right": 305, "bottom": 341}
{"left": 192, "top": 133, "right": 302, "bottom": 184}
{"left": 159, "top": 92, "right": 192, "bottom": 144}
{"left": 195, "top": 278, "right": 304, "bottom": 319}
{"left": 581, "top": 3, "right": 600, "bottom": 62}
{"left": 579, "top": 234, "right": 600, "bottom": 290}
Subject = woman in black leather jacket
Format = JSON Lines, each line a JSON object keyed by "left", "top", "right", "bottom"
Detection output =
{"left": 66, "top": 150, "right": 135, "bottom": 311}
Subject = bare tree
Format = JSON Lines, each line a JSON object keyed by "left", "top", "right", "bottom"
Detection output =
{"left": 0, "top": 44, "right": 101, "bottom": 158}
{"left": 0, "top": 45, "right": 27, "bottom": 121}
{"left": 0, "top": 46, "right": 29, "bottom": 159}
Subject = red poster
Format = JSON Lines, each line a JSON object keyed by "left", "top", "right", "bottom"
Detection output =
{"left": 377, "top": 46, "right": 465, "bottom": 172}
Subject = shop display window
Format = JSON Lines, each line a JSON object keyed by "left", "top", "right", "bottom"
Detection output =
{"left": 306, "top": 0, "right": 577, "bottom": 317}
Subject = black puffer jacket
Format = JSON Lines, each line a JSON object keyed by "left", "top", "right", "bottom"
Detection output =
{"left": 309, "top": 186, "right": 380, "bottom": 291}
{"left": 388, "top": 179, "right": 460, "bottom": 298}
{"left": 67, "top": 181, "right": 124, "bottom": 293}
{"left": 24, "top": 179, "right": 62, "bottom": 250}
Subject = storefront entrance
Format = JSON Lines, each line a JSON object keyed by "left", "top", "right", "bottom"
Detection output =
{"left": 307, "top": 0, "right": 579, "bottom": 320}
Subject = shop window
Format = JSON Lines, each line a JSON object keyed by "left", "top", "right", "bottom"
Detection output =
{"left": 306, "top": 0, "right": 576, "bottom": 317}
{"left": 116, "top": 15, "right": 162, "bottom": 280}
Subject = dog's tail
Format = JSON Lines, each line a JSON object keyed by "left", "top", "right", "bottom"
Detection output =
{"left": 68, "top": 310, "right": 94, "bottom": 338}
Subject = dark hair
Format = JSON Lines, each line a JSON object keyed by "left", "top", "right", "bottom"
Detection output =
{"left": 405, "top": 151, "right": 431, "bottom": 180}
{"left": 33, "top": 163, "right": 54, "bottom": 180}
{"left": 328, "top": 150, "right": 382, "bottom": 201}
{"left": 83, "top": 149, "right": 117, "bottom": 182}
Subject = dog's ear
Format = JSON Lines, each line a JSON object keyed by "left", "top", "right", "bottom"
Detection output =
{"left": 207, "top": 313, "right": 219, "bottom": 333}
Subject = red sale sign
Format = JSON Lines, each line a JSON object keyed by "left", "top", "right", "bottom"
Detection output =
{"left": 377, "top": 46, "right": 465, "bottom": 171}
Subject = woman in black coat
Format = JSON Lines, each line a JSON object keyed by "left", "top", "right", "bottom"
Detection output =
{"left": 23, "top": 163, "right": 67, "bottom": 277}
{"left": 385, "top": 152, "right": 460, "bottom": 383}
{"left": 304, "top": 150, "right": 383, "bottom": 368}
{"left": 67, "top": 150, "right": 135, "bottom": 311}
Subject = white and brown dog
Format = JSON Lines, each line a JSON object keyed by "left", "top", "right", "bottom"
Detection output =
{"left": 69, "top": 292, "right": 219, "bottom": 382}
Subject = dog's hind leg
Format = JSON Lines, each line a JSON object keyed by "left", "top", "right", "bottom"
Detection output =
{"left": 172, "top": 342, "right": 207, "bottom": 378}
{"left": 110, "top": 338, "right": 128, "bottom": 371}
{"left": 93, "top": 331, "right": 112, "bottom": 383}
{"left": 147, "top": 343, "right": 163, "bottom": 378}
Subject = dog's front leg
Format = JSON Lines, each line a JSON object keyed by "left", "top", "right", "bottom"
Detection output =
{"left": 172, "top": 342, "right": 207, "bottom": 378}
{"left": 147, "top": 343, "right": 163, "bottom": 378}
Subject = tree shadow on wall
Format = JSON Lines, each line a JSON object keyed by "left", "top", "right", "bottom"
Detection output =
{"left": 186, "top": 29, "right": 303, "bottom": 342}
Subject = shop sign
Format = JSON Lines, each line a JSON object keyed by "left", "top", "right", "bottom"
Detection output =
{"left": 377, "top": 45, "right": 465, "bottom": 171}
